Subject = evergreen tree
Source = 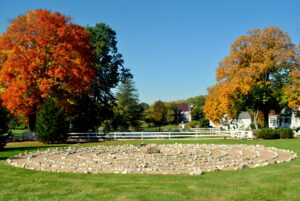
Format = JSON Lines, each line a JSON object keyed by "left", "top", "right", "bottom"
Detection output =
{"left": 112, "top": 78, "right": 143, "bottom": 130}
{"left": 0, "top": 104, "right": 10, "bottom": 135}
{"left": 35, "top": 99, "right": 68, "bottom": 143}
{"left": 69, "top": 93, "right": 113, "bottom": 132}
{"left": 0, "top": 102, "right": 10, "bottom": 150}
{"left": 86, "top": 23, "right": 132, "bottom": 130}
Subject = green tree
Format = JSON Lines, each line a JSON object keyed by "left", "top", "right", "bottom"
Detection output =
{"left": 0, "top": 102, "right": 10, "bottom": 150}
{"left": 84, "top": 23, "right": 132, "bottom": 131}
{"left": 145, "top": 101, "right": 167, "bottom": 131}
{"left": 190, "top": 96, "right": 206, "bottom": 121}
{"left": 165, "top": 103, "right": 178, "bottom": 124}
{"left": 112, "top": 78, "right": 143, "bottom": 131}
{"left": 0, "top": 103, "right": 10, "bottom": 135}
{"left": 35, "top": 99, "right": 68, "bottom": 143}
{"left": 69, "top": 94, "right": 106, "bottom": 132}
{"left": 199, "top": 118, "right": 210, "bottom": 127}
{"left": 139, "top": 102, "right": 150, "bottom": 112}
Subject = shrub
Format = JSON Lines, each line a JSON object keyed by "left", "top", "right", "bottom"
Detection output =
{"left": 199, "top": 118, "right": 210, "bottom": 128}
{"left": 255, "top": 128, "right": 279, "bottom": 139}
{"left": 187, "top": 120, "right": 198, "bottom": 128}
{"left": 278, "top": 128, "right": 294, "bottom": 139}
{"left": 35, "top": 99, "right": 68, "bottom": 143}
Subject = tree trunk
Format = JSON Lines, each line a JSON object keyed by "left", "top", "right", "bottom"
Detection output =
{"left": 263, "top": 109, "right": 269, "bottom": 128}
{"left": 28, "top": 104, "right": 37, "bottom": 131}
{"left": 253, "top": 110, "right": 259, "bottom": 130}
{"left": 28, "top": 113, "right": 36, "bottom": 131}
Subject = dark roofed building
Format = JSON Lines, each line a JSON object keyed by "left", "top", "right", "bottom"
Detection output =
{"left": 176, "top": 103, "right": 192, "bottom": 122}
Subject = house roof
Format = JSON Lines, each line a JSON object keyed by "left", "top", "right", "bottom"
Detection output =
{"left": 238, "top": 112, "right": 251, "bottom": 119}
{"left": 176, "top": 103, "right": 192, "bottom": 112}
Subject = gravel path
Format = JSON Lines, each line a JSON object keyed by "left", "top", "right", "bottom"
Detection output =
{"left": 7, "top": 144, "right": 297, "bottom": 175}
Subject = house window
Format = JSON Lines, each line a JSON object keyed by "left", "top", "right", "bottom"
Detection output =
{"left": 270, "top": 118, "right": 277, "bottom": 126}
{"left": 284, "top": 118, "right": 291, "bottom": 124}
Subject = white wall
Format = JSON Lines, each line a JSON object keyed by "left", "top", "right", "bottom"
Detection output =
{"left": 291, "top": 112, "right": 300, "bottom": 129}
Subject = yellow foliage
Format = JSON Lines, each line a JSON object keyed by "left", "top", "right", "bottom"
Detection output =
{"left": 204, "top": 27, "right": 298, "bottom": 123}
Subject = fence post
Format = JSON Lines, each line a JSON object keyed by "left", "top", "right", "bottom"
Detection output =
{"left": 141, "top": 132, "right": 143, "bottom": 140}
{"left": 114, "top": 132, "right": 116, "bottom": 140}
{"left": 196, "top": 131, "right": 198, "bottom": 139}
{"left": 169, "top": 132, "right": 171, "bottom": 140}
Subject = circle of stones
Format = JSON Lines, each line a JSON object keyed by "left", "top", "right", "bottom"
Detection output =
{"left": 7, "top": 144, "right": 297, "bottom": 175}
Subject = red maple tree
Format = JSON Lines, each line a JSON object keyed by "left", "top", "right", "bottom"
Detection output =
{"left": 0, "top": 9, "right": 95, "bottom": 128}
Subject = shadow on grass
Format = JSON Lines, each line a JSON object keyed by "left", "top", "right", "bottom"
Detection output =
{"left": 0, "top": 140, "right": 109, "bottom": 161}
{"left": 0, "top": 146, "right": 63, "bottom": 160}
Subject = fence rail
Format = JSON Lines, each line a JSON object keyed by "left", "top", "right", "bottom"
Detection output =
{"left": 67, "top": 130, "right": 253, "bottom": 141}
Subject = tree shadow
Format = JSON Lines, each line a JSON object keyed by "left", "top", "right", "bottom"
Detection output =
{"left": 0, "top": 140, "right": 108, "bottom": 161}
{"left": 0, "top": 146, "right": 61, "bottom": 161}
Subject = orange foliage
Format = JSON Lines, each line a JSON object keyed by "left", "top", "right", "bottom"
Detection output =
{"left": 204, "top": 27, "right": 298, "bottom": 123}
{"left": 0, "top": 10, "right": 95, "bottom": 116}
{"left": 285, "top": 67, "right": 300, "bottom": 108}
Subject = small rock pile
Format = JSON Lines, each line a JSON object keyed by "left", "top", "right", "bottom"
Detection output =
{"left": 7, "top": 144, "right": 297, "bottom": 175}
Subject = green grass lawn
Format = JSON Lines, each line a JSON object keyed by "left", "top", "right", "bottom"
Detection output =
{"left": 1, "top": 139, "right": 300, "bottom": 201}
{"left": 10, "top": 129, "right": 29, "bottom": 137}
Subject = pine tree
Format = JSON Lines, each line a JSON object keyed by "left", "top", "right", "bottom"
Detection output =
{"left": 35, "top": 99, "right": 68, "bottom": 143}
{"left": 112, "top": 78, "right": 142, "bottom": 130}
{"left": 0, "top": 102, "right": 10, "bottom": 150}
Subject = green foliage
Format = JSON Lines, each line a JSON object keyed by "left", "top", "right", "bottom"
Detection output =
{"left": 165, "top": 104, "right": 178, "bottom": 124}
{"left": 69, "top": 94, "right": 107, "bottom": 132}
{"left": 144, "top": 101, "right": 167, "bottom": 131}
{"left": 278, "top": 128, "right": 294, "bottom": 139}
{"left": 152, "top": 101, "right": 167, "bottom": 127}
{"left": 190, "top": 96, "right": 206, "bottom": 121}
{"left": 255, "top": 128, "right": 280, "bottom": 139}
{"left": 86, "top": 23, "right": 132, "bottom": 129}
{"left": 112, "top": 78, "right": 143, "bottom": 131}
{"left": 139, "top": 102, "right": 150, "bottom": 112}
{"left": 199, "top": 118, "right": 210, "bottom": 127}
{"left": 255, "top": 128, "right": 294, "bottom": 139}
{"left": 35, "top": 99, "right": 68, "bottom": 143}
{"left": 0, "top": 102, "right": 10, "bottom": 150}
{"left": 0, "top": 103, "right": 10, "bottom": 135}
{"left": 186, "top": 120, "right": 198, "bottom": 128}
{"left": 102, "top": 120, "right": 113, "bottom": 134}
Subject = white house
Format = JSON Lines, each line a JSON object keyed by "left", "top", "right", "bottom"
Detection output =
{"left": 210, "top": 108, "right": 300, "bottom": 130}
{"left": 176, "top": 103, "right": 192, "bottom": 123}
{"left": 269, "top": 108, "right": 300, "bottom": 129}
{"left": 210, "top": 112, "right": 251, "bottom": 130}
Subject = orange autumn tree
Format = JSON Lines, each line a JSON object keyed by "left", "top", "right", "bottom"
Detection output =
{"left": 204, "top": 27, "right": 298, "bottom": 128}
{"left": 285, "top": 55, "right": 300, "bottom": 109}
{"left": 0, "top": 10, "right": 95, "bottom": 130}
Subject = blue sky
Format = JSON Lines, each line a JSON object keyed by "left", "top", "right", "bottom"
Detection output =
{"left": 1, "top": 0, "right": 300, "bottom": 104}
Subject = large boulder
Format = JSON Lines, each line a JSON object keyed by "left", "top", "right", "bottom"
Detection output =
{"left": 140, "top": 144, "right": 161, "bottom": 154}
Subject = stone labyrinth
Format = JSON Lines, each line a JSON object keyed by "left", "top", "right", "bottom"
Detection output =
{"left": 7, "top": 144, "right": 297, "bottom": 175}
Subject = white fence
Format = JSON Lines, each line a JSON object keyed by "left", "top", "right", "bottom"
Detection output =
{"left": 68, "top": 129, "right": 253, "bottom": 141}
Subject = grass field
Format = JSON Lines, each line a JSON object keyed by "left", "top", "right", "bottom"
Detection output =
{"left": 1, "top": 139, "right": 300, "bottom": 201}
{"left": 10, "top": 129, "right": 29, "bottom": 137}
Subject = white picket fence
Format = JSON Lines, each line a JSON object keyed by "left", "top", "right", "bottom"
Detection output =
{"left": 68, "top": 129, "right": 253, "bottom": 141}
